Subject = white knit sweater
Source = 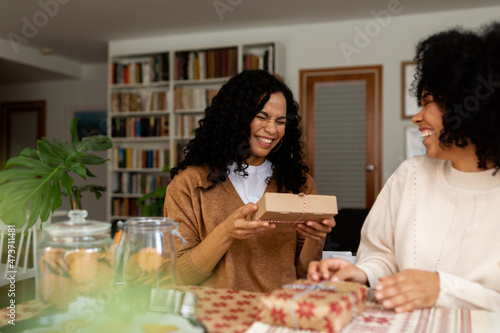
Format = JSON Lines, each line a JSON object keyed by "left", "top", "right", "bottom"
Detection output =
{"left": 356, "top": 156, "right": 500, "bottom": 312}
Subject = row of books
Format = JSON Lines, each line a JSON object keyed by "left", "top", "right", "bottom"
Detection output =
{"left": 111, "top": 53, "right": 169, "bottom": 84}
{"left": 112, "top": 173, "right": 169, "bottom": 195}
{"left": 112, "top": 148, "right": 170, "bottom": 169}
{"left": 112, "top": 197, "right": 141, "bottom": 217}
{"left": 175, "top": 48, "right": 238, "bottom": 81}
{"left": 112, "top": 116, "right": 169, "bottom": 138}
{"left": 111, "top": 91, "right": 168, "bottom": 113}
{"left": 243, "top": 45, "right": 274, "bottom": 73}
{"left": 174, "top": 87, "right": 218, "bottom": 110}
{"left": 176, "top": 114, "right": 203, "bottom": 138}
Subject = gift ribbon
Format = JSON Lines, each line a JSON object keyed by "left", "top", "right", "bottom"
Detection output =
{"left": 257, "top": 194, "right": 314, "bottom": 224}
{"left": 282, "top": 282, "right": 360, "bottom": 331}
{"left": 284, "top": 282, "right": 336, "bottom": 330}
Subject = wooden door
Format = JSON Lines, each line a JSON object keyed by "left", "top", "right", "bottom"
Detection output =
{"left": 1, "top": 101, "right": 46, "bottom": 168}
{"left": 300, "top": 66, "right": 382, "bottom": 209}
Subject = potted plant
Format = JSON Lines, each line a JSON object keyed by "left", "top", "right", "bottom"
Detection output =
{"left": 0, "top": 118, "right": 112, "bottom": 229}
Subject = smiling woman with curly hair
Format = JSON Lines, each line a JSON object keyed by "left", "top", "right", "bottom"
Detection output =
{"left": 172, "top": 69, "right": 308, "bottom": 193}
{"left": 308, "top": 23, "right": 500, "bottom": 313}
{"left": 164, "top": 70, "right": 335, "bottom": 292}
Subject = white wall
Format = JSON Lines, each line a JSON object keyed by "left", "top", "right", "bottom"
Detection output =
{"left": 110, "top": 4, "right": 500, "bottom": 181}
{"left": 0, "top": 64, "right": 109, "bottom": 221}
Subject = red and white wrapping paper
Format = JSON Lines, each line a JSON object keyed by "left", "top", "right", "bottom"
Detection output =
{"left": 258, "top": 279, "right": 367, "bottom": 333}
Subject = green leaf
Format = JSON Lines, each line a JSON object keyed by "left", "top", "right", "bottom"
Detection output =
{"left": 0, "top": 206, "right": 27, "bottom": 229}
{"left": 38, "top": 138, "right": 66, "bottom": 165}
{"left": 136, "top": 186, "right": 167, "bottom": 217}
{"left": 66, "top": 162, "right": 88, "bottom": 179}
{"left": 29, "top": 187, "right": 43, "bottom": 227}
{"left": 79, "top": 152, "right": 107, "bottom": 165}
{"left": 78, "top": 135, "right": 112, "bottom": 152}
{"left": 0, "top": 191, "right": 28, "bottom": 213}
{"left": 4, "top": 156, "right": 52, "bottom": 171}
{"left": 89, "top": 185, "right": 106, "bottom": 200}
{"left": 60, "top": 173, "right": 74, "bottom": 198}
{"left": 0, "top": 163, "right": 62, "bottom": 228}
{"left": 86, "top": 167, "right": 96, "bottom": 178}
{"left": 71, "top": 118, "right": 80, "bottom": 148}
{"left": 0, "top": 118, "right": 112, "bottom": 229}
{"left": 19, "top": 147, "right": 39, "bottom": 159}
{"left": 137, "top": 192, "right": 155, "bottom": 205}
{"left": 52, "top": 138, "right": 74, "bottom": 155}
{"left": 0, "top": 179, "right": 43, "bottom": 197}
{"left": 48, "top": 180, "right": 62, "bottom": 214}
{"left": 154, "top": 186, "right": 167, "bottom": 197}
{"left": 0, "top": 169, "right": 43, "bottom": 185}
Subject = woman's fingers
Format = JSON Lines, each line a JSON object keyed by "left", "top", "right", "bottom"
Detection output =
{"left": 296, "top": 218, "right": 335, "bottom": 239}
{"left": 233, "top": 203, "right": 258, "bottom": 220}
{"left": 375, "top": 270, "right": 440, "bottom": 312}
{"left": 307, "top": 258, "right": 356, "bottom": 282}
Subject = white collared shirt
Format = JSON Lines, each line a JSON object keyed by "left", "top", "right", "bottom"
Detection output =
{"left": 228, "top": 160, "right": 273, "bottom": 204}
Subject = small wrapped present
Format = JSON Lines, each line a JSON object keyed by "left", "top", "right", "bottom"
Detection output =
{"left": 258, "top": 279, "right": 367, "bottom": 333}
{"left": 253, "top": 193, "right": 338, "bottom": 223}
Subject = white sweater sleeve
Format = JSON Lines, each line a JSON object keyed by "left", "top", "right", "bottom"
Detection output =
{"left": 355, "top": 170, "right": 403, "bottom": 287}
{"left": 437, "top": 271, "right": 500, "bottom": 312}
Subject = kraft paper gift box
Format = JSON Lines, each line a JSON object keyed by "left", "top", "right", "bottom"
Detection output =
{"left": 258, "top": 279, "right": 367, "bottom": 333}
{"left": 253, "top": 193, "right": 337, "bottom": 223}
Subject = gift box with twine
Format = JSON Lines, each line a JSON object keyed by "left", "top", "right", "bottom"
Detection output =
{"left": 253, "top": 193, "right": 337, "bottom": 223}
{"left": 258, "top": 279, "right": 367, "bottom": 333}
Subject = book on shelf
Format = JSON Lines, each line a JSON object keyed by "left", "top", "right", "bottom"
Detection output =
{"left": 112, "top": 116, "right": 170, "bottom": 138}
{"left": 112, "top": 197, "right": 141, "bottom": 217}
{"left": 193, "top": 52, "right": 200, "bottom": 80}
{"left": 175, "top": 47, "right": 237, "bottom": 81}
{"left": 161, "top": 52, "right": 169, "bottom": 81}
{"left": 112, "top": 147, "right": 170, "bottom": 169}
{"left": 111, "top": 91, "right": 167, "bottom": 113}
{"left": 173, "top": 87, "right": 218, "bottom": 110}
{"left": 187, "top": 51, "right": 195, "bottom": 80}
{"left": 268, "top": 44, "right": 274, "bottom": 73}
{"left": 111, "top": 53, "right": 169, "bottom": 84}
{"left": 198, "top": 51, "right": 206, "bottom": 80}
{"left": 176, "top": 114, "right": 204, "bottom": 138}
{"left": 145, "top": 91, "right": 167, "bottom": 111}
{"left": 243, "top": 44, "right": 274, "bottom": 72}
{"left": 112, "top": 173, "right": 170, "bottom": 195}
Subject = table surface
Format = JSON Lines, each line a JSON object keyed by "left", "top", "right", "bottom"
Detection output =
{"left": 1, "top": 285, "right": 498, "bottom": 333}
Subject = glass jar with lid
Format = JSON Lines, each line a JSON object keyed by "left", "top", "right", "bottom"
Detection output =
{"left": 114, "top": 217, "right": 185, "bottom": 312}
{"left": 37, "top": 210, "right": 114, "bottom": 314}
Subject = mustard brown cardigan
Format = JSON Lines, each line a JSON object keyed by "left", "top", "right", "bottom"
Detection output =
{"left": 164, "top": 165, "right": 318, "bottom": 293}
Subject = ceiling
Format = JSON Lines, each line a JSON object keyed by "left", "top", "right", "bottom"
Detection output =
{"left": 1, "top": 0, "right": 499, "bottom": 84}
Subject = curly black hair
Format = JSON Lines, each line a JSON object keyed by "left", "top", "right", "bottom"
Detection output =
{"left": 412, "top": 22, "right": 500, "bottom": 169}
{"left": 170, "top": 70, "right": 309, "bottom": 193}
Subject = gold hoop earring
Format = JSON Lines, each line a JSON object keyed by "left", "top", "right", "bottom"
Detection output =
{"left": 270, "top": 140, "right": 282, "bottom": 154}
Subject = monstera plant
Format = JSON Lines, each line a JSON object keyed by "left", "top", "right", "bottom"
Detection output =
{"left": 0, "top": 118, "right": 112, "bottom": 229}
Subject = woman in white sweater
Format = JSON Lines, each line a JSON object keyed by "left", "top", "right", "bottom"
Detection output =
{"left": 308, "top": 23, "right": 500, "bottom": 313}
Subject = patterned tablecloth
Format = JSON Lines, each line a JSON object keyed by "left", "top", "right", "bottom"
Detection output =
{"left": 1, "top": 286, "right": 498, "bottom": 333}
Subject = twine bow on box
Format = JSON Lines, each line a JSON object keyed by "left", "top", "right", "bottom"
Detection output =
{"left": 257, "top": 193, "right": 312, "bottom": 224}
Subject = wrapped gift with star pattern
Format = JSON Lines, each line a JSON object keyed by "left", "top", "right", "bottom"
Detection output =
{"left": 258, "top": 279, "right": 367, "bottom": 333}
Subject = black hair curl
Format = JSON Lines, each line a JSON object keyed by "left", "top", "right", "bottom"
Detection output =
{"left": 170, "top": 70, "right": 309, "bottom": 192}
{"left": 412, "top": 22, "right": 500, "bottom": 169}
